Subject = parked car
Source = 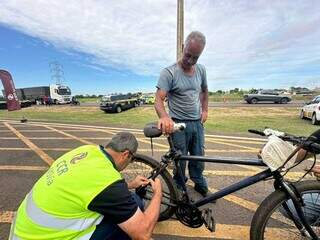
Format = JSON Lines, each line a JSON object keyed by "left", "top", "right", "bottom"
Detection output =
{"left": 243, "top": 90, "right": 291, "bottom": 104}
{"left": 0, "top": 96, "right": 6, "bottom": 109}
{"left": 300, "top": 95, "right": 320, "bottom": 125}
{"left": 100, "top": 93, "right": 141, "bottom": 113}
{"left": 0, "top": 99, "right": 32, "bottom": 110}
{"left": 141, "top": 94, "right": 155, "bottom": 105}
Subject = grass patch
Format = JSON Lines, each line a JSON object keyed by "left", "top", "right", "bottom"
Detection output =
{"left": 0, "top": 106, "right": 157, "bottom": 129}
{"left": 0, "top": 106, "right": 317, "bottom": 136}
{"left": 78, "top": 97, "right": 100, "bottom": 103}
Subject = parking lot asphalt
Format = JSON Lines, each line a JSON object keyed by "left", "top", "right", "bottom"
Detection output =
{"left": 0, "top": 120, "right": 314, "bottom": 239}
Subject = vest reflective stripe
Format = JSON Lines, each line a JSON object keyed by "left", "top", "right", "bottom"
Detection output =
{"left": 26, "top": 191, "right": 103, "bottom": 231}
{"left": 10, "top": 235, "right": 20, "bottom": 240}
{"left": 78, "top": 230, "right": 94, "bottom": 240}
{"left": 9, "top": 213, "right": 19, "bottom": 240}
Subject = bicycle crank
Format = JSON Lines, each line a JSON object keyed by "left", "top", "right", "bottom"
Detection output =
{"left": 202, "top": 208, "right": 215, "bottom": 232}
{"left": 175, "top": 204, "right": 203, "bottom": 228}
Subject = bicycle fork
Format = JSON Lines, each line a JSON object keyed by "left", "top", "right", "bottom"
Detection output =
{"left": 279, "top": 181, "right": 319, "bottom": 239}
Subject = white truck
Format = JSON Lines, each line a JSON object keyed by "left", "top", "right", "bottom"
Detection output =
{"left": 14, "top": 84, "right": 72, "bottom": 104}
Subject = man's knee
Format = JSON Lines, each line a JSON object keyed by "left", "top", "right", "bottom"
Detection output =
{"left": 132, "top": 193, "right": 144, "bottom": 211}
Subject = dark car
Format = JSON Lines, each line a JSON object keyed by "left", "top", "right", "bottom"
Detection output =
{"left": 0, "top": 96, "right": 6, "bottom": 109}
{"left": 0, "top": 99, "right": 32, "bottom": 109}
{"left": 244, "top": 90, "right": 291, "bottom": 104}
{"left": 100, "top": 93, "right": 140, "bottom": 113}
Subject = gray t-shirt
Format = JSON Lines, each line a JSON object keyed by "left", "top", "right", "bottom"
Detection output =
{"left": 157, "top": 63, "right": 207, "bottom": 120}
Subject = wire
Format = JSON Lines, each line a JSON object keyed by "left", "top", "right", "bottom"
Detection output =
{"left": 281, "top": 154, "right": 317, "bottom": 182}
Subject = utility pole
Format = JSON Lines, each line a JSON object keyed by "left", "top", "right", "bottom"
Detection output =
{"left": 177, "top": 0, "right": 184, "bottom": 61}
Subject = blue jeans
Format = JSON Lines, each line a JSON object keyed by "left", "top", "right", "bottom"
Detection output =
{"left": 172, "top": 119, "right": 208, "bottom": 190}
{"left": 90, "top": 194, "right": 144, "bottom": 240}
{"left": 280, "top": 192, "right": 320, "bottom": 224}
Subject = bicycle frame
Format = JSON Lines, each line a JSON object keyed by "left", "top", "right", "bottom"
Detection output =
{"left": 177, "top": 155, "right": 272, "bottom": 207}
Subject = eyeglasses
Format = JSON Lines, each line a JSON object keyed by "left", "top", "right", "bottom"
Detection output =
{"left": 127, "top": 151, "right": 134, "bottom": 163}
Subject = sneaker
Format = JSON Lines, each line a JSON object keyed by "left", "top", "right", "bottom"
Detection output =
{"left": 194, "top": 184, "right": 209, "bottom": 197}
{"left": 194, "top": 186, "right": 217, "bottom": 203}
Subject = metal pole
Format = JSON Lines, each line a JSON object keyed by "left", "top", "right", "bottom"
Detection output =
{"left": 177, "top": 0, "right": 184, "bottom": 61}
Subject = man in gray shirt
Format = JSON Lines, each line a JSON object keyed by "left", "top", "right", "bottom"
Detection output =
{"left": 155, "top": 31, "right": 209, "bottom": 196}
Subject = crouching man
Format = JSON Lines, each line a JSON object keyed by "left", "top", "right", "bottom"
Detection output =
{"left": 10, "top": 132, "right": 162, "bottom": 240}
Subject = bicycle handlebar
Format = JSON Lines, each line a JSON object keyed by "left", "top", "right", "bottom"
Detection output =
{"left": 173, "top": 123, "right": 186, "bottom": 131}
{"left": 302, "top": 137, "right": 320, "bottom": 154}
{"left": 248, "top": 128, "right": 320, "bottom": 154}
{"left": 143, "top": 122, "right": 186, "bottom": 138}
{"left": 248, "top": 129, "right": 265, "bottom": 136}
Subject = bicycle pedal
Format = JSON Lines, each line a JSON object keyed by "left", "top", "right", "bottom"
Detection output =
{"left": 202, "top": 208, "right": 215, "bottom": 232}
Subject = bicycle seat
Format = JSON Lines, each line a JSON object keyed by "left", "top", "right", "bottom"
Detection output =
{"left": 143, "top": 122, "right": 162, "bottom": 138}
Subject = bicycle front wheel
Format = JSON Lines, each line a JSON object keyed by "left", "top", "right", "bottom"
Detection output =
{"left": 250, "top": 180, "right": 320, "bottom": 240}
{"left": 122, "top": 153, "right": 178, "bottom": 221}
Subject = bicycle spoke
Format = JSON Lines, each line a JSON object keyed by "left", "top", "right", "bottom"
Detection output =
{"left": 123, "top": 155, "right": 178, "bottom": 221}
{"left": 262, "top": 191, "right": 320, "bottom": 239}
{"left": 315, "top": 192, "right": 320, "bottom": 204}
{"left": 143, "top": 188, "right": 174, "bottom": 202}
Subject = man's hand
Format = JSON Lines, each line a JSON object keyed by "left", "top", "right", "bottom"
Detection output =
{"left": 127, "top": 176, "right": 150, "bottom": 189}
{"left": 149, "top": 178, "right": 162, "bottom": 197}
{"left": 119, "top": 178, "right": 162, "bottom": 239}
{"left": 158, "top": 116, "right": 174, "bottom": 135}
{"left": 311, "top": 165, "right": 320, "bottom": 179}
{"left": 201, "top": 110, "right": 208, "bottom": 123}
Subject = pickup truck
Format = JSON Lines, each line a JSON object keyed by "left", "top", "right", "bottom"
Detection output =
{"left": 243, "top": 91, "right": 291, "bottom": 104}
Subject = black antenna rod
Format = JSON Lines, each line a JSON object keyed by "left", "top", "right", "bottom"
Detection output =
{"left": 150, "top": 138, "right": 154, "bottom": 156}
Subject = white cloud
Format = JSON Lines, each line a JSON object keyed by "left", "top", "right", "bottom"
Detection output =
{"left": 0, "top": 0, "right": 319, "bottom": 89}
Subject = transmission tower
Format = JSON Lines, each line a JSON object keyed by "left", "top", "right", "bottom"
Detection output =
{"left": 49, "top": 61, "right": 65, "bottom": 85}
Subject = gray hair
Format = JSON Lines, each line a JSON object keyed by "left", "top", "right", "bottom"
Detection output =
{"left": 106, "top": 132, "right": 138, "bottom": 153}
{"left": 185, "top": 31, "right": 206, "bottom": 47}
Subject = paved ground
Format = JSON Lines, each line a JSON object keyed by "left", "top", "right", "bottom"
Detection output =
{"left": 0, "top": 120, "right": 314, "bottom": 239}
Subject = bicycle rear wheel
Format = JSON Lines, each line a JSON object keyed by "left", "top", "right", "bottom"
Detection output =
{"left": 250, "top": 180, "right": 320, "bottom": 240}
{"left": 122, "top": 153, "right": 178, "bottom": 221}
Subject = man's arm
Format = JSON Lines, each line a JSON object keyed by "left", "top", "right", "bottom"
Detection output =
{"left": 200, "top": 87, "right": 209, "bottom": 123}
{"left": 295, "top": 149, "right": 320, "bottom": 178}
{"left": 155, "top": 88, "right": 174, "bottom": 134}
{"left": 295, "top": 129, "right": 320, "bottom": 163}
{"left": 118, "top": 179, "right": 162, "bottom": 240}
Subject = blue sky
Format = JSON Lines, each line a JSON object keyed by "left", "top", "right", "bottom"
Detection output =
{"left": 0, "top": 0, "right": 320, "bottom": 95}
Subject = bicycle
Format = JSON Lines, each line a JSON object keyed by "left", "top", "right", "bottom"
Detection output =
{"left": 122, "top": 122, "right": 320, "bottom": 239}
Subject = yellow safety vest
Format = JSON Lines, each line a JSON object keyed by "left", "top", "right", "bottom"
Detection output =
{"left": 10, "top": 145, "right": 122, "bottom": 240}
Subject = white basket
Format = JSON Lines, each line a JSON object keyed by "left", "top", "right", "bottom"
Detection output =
{"left": 261, "top": 135, "right": 297, "bottom": 171}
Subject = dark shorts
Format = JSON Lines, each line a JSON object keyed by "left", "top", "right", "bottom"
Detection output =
{"left": 90, "top": 194, "right": 143, "bottom": 240}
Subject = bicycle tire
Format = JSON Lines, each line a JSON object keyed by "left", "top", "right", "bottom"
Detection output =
{"left": 250, "top": 180, "right": 320, "bottom": 240}
{"left": 122, "top": 153, "right": 178, "bottom": 221}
